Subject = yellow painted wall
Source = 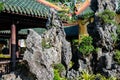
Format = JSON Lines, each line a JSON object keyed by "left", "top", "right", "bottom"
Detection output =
{"left": 78, "top": 19, "right": 89, "bottom": 40}
{"left": 77, "top": 17, "right": 94, "bottom": 42}
{"left": 116, "top": 14, "right": 120, "bottom": 24}
{"left": 78, "top": 20, "right": 89, "bottom": 42}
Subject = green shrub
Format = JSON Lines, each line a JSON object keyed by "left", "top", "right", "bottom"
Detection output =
{"left": 53, "top": 64, "right": 66, "bottom": 80}
{"left": 78, "top": 71, "right": 117, "bottom": 80}
{"left": 78, "top": 36, "right": 94, "bottom": 56}
{"left": 0, "top": 2, "right": 3, "bottom": 12}
{"left": 95, "top": 74, "right": 117, "bottom": 80}
{"left": 53, "top": 63, "right": 65, "bottom": 73}
{"left": 98, "top": 9, "right": 116, "bottom": 25}
{"left": 117, "top": 25, "right": 120, "bottom": 36}
{"left": 114, "top": 50, "right": 120, "bottom": 64}
{"left": 117, "top": 25, "right": 120, "bottom": 41}
{"left": 41, "top": 38, "right": 52, "bottom": 49}
{"left": 78, "top": 70, "right": 95, "bottom": 80}
{"left": 54, "top": 69, "right": 61, "bottom": 80}
{"left": 53, "top": 69, "right": 66, "bottom": 80}
{"left": 111, "top": 32, "right": 118, "bottom": 46}
{"left": 72, "top": 39, "right": 79, "bottom": 47}
{"left": 69, "top": 61, "right": 74, "bottom": 68}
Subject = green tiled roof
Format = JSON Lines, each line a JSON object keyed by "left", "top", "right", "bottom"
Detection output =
{"left": 0, "top": 0, "right": 94, "bottom": 20}
{"left": 0, "top": 28, "right": 47, "bottom": 35}
{"left": 0, "top": 0, "right": 50, "bottom": 18}
{"left": 19, "top": 26, "right": 79, "bottom": 37}
{"left": 116, "top": 1, "right": 120, "bottom": 14}
{"left": 19, "top": 28, "right": 47, "bottom": 34}
{"left": 0, "top": 26, "right": 78, "bottom": 37}
{"left": 77, "top": 7, "right": 94, "bottom": 19}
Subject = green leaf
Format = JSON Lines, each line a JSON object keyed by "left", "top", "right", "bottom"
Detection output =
{"left": 98, "top": 9, "right": 116, "bottom": 25}
{"left": 78, "top": 36, "right": 94, "bottom": 56}
{"left": 114, "top": 50, "right": 120, "bottom": 65}
{"left": 0, "top": 2, "right": 4, "bottom": 12}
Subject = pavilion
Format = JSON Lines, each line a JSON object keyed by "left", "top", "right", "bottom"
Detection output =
{"left": 0, "top": 0, "right": 94, "bottom": 71}
{"left": 0, "top": 0, "right": 50, "bottom": 71}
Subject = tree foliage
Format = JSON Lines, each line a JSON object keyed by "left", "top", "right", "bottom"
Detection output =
{"left": 114, "top": 50, "right": 120, "bottom": 65}
{"left": 47, "top": 0, "right": 78, "bottom": 22}
{"left": 98, "top": 9, "right": 116, "bottom": 25}
{"left": 78, "top": 36, "right": 94, "bottom": 56}
{"left": 78, "top": 70, "right": 117, "bottom": 80}
{"left": 53, "top": 64, "right": 66, "bottom": 80}
{"left": 78, "top": 70, "right": 96, "bottom": 80}
{"left": 0, "top": 2, "right": 3, "bottom": 12}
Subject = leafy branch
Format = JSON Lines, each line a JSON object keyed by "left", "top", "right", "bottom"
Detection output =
{"left": 0, "top": 2, "right": 3, "bottom": 12}
{"left": 97, "top": 9, "right": 116, "bottom": 25}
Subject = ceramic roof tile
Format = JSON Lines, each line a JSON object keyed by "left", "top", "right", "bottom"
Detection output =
{"left": 77, "top": 7, "right": 94, "bottom": 19}
{"left": 0, "top": 26, "right": 79, "bottom": 37}
{"left": 0, "top": 0, "right": 50, "bottom": 18}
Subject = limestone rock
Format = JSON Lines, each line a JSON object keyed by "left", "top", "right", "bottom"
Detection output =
{"left": 88, "top": 0, "right": 120, "bottom": 78}
{"left": 1, "top": 73, "right": 22, "bottom": 80}
{"left": 67, "top": 69, "right": 80, "bottom": 80}
{"left": 97, "top": 0, "right": 116, "bottom": 12}
{"left": 23, "top": 8, "right": 72, "bottom": 80}
{"left": 104, "top": 53, "right": 113, "bottom": 69}
{"left": 94, "top": 19, "right": 117, "bottom": 51}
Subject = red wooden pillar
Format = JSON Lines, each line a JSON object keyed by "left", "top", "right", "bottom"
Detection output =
{"left": 16, "top": 29, "right": 19, "bottom": 58}
{"left": 9, "top": 38, "right": 11, "bottom": 55}
{"left": 11, "top": 24, "right": 16, "bottom": 71}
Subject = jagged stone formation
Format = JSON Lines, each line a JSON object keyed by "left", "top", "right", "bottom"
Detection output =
{"left": 1, "top": 73, "right": 21, "bottom": 80}
{"left": 23, "top": 8, "right": 72, "bottom": 80}
{"left": 67, "top": 0, "right": 120, "bottom": 79}
{"left": 1, "top": 0, "right": 120, "bottom": 80}
{"left": 90, "top": 0, "right": 120, "bottom": 78}
{"left": 97, "top": 0, "right": 117, "bottom": 12}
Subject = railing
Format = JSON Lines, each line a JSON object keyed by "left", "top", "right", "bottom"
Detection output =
{"left": 0, "top": 56, "right": 23, "bottom": 76}
{"left": 0, "top": 58, "right": 11, "bottom": 75}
